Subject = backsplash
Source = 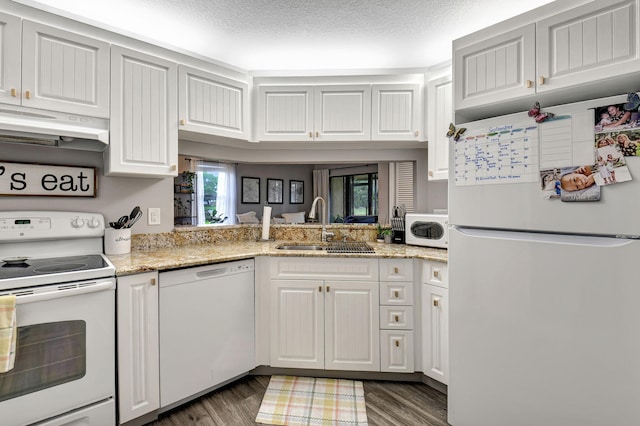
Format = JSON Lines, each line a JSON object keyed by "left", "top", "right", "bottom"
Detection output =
{"left": 131, "top": 224, "right": 378, "bottom": 250}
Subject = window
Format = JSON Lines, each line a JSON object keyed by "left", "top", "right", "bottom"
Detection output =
{"left": 195, "top": 162, "right": 237, "bottom": 225}
{"left": 330, "top": 172, "right": 378, "bottom": 222}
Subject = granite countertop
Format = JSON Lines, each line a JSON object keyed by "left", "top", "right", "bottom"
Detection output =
{"left": 107, "top": 240, "right": 448, "bottom": 276}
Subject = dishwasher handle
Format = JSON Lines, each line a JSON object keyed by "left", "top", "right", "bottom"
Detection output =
{"left": 195, "top": 267, "right": 228, "bottom": 279}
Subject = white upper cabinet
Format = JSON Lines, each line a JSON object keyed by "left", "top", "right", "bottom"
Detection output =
{"left": 427, "top": 73, "right": 452, "bottom": 181}
{"left": 257, "top": 84, "right": 370, "bottom": 142}
{"left": 106, "top": 45, "right": 178, "bottom": 177}
{"left": 371, "top": 84, "right": 421, "bottom": 141}
{"left": 454, "top": 0, "right": 640, "bottom": 115}
{"left": 314, "top": 85, "right": 371, "bottom": 141}
{"left": 454, "top": 23, "right": 536, "bottom": 111}
{"left": 536, "top": 0, "right": 639, "bottom": 92}
{"left": 0, "top": 12, "right": 21, "bottom": 106}
{"left": 258, "top": 85, "right": 314, "bottom": 141}
{"left": 0, "top": 17, "right": 110, "bottom": 117}
{"left": 178, "top": 65, "right": 249, "bottom": 140}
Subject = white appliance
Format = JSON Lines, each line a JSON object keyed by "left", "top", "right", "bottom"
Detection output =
{"left": 448, "top": 94, "right": 640, "bottom": 426}
{"left": 405, "top": 213, "right": 448, "bottom": 248}
{"left": 0, "top": 211, "right": 116, "bottom": 426}
{"left": 159, "top": 259, "right": 255, "bottom": 410}
{"left": 0, "top": 105, "right": 109, "bottom": 151}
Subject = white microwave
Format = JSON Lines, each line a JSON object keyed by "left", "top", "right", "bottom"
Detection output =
{"left": 405, "top": 213, "right": 448, "bottom": 248}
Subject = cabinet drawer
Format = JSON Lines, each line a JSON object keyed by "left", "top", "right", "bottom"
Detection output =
{"left": 379, "top": 258, "right": 413, "bottom": 281}
{"left": 380, "top": 330, "right": 414, "bottom": 373}
{"left": 271, "top": 257, "right": 378, "bottom": 281}
{"left": 423, "top": 261, "right": 448, "bottom": 288}
{"left": 380, "top": 306, "right": 414, "bottom": 330}
{"left": 380, "top": 281, "right": 414, "bottom": 305}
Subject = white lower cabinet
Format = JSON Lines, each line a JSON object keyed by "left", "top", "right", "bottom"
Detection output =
{"left": 381, "top": 330, "right": 414, "bottom": 372}
{"left": 116, "top": 272, "right": 160, "bottom": 425}
{"left": 270, "top": 279, "right": 380, "bottom": 371}
{"left": 422, "top": 261, "right": 449, "bottom": 384}
{"left": 270, "top": 279, "right": 325, "bottom": 369}
{"left": 379, "top": 259, "right": 415, "bottom": 373}
{"left": 269, "top": 258, "right": 380, "bottom": 371}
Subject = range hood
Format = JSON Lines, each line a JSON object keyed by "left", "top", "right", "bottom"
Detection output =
{"left": 0, "top": 105, "right": 109, "bottom": 152}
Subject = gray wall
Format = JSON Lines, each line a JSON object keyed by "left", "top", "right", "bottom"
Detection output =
{"left": 0, "top": 143, "right": 175, "bottom": 233}
{"left": 236, "top": 163, "right": 314, "bottom": 219}
{"left": 1, "top": 141, "right": 448, "bottom": 234}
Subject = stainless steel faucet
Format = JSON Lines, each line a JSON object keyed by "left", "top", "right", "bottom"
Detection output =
{"left": 309, "top": 196, "right": 334, "bottom": 242}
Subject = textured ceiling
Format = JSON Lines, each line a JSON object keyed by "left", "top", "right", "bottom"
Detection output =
{"left": 15, "top": 0, "right": 555, "bottom": 71}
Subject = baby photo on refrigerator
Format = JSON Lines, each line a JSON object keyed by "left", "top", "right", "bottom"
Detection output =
{"left": 539, "top": 168, "right": 561, "bottom": 199}
{"left": 558, "top": 165, "right": 601, "bottom": 202}
{"left": 594, "top": 95, "right": 640, "bottom": 156}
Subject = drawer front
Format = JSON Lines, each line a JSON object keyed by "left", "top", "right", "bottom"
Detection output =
{"left": 380, "top": 330, "right": 414, "bottom": 373}
{"left": 271, "top": 257, "right": 379, "bottom": 281}
{"left": 379, "top": 258, "right": 413, "bottom": 281}
{"left": 380, "top": 281, "right": 414, "bottom": 305}
{"left": 380, "top": 306, "right": 414, "bottom": 330}
{"left": 423, "top": 261, "right": 448, "bottom": 288}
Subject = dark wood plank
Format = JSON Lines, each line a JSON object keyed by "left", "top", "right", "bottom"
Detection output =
{"left": 148, "top": 375, "right": 448, "bottom": 425}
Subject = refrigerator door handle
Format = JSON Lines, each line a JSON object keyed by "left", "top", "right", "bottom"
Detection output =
{"left": 453, "top": 226, "right": 636, "bottom": 247}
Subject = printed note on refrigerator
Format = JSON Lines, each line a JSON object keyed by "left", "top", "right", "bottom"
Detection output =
{"left": 539, "top": 116, "right": 572, "bottom": 168}
{"left": 454, "top": 123, "right": 539, "bottom": 186}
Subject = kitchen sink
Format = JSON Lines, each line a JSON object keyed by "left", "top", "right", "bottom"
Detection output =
{"left": 276, "top": 241, "right": 374, "bottom": 253}
{"left": 276, "top": 244, "right": 325, "bottom": 251}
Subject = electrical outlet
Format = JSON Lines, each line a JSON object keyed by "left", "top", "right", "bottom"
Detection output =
{"left": 148, "top": 208, "right": 161, "bottom": 225}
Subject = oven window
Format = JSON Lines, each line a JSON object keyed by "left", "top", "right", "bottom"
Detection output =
{"left": 0, "top": 321, "right": 86, "bottom": 402}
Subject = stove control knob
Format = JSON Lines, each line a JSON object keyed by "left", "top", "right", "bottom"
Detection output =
{"left": 71, "top": 217, "right": 85, "bottom": 228}
{"left": 87, "top": 217, "right": 101, "bottom": 229}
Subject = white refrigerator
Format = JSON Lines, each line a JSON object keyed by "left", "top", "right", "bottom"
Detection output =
{"left": 448, "top": 94, "right": 640, "bottom": 426}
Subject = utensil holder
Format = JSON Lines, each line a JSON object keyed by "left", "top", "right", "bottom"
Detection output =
{"left": 104, "top": 228, "right": 131, "bottom": 255}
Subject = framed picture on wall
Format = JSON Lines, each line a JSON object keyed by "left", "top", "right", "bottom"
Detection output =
{"left": 290, "top": 180, "right": 304, "bottom": 204}
{"left": 267, "top": 178, "right": 284, "bottom": 204}
{"left": 241, "top": 177, "right": 260, "bottom": 204}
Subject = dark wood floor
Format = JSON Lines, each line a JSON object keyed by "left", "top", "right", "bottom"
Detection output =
{"left": 148, "top": 375, "right": 449, "bottom": 425}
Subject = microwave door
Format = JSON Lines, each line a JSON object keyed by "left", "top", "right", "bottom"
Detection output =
{"left": 412, "top": 222, "right": 445, "bottom": 240}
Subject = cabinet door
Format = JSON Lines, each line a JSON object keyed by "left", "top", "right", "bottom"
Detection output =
{"left": 371, "top": 84, "right": 421, "bottom": 141}
{"left": 324, "top": 281, "right": 380, "bottom": 371}
{"left": 0, "top": 12, "right": 21, "bottom": 106}
{"left": 117, "top": 272, "right": 160, "bottom": 424}
{"left": 270, "top": 279, "right": 324, "bottom": 369}
{"left": 314, "top": 85, "right": 371, "bottom": 141}
{"left": 422, "top": 284, "right": 448, "bottom": 384}
{"left": 380, "top": 330, "right": 414, "bottom": 373}
{"left": 536, "top": 0, "right": 640, "bottom": 93}
{"left": 107, "top": 45, "right": 178, "bottom": 177}
{"left": 21, "top": 20, "right": 110, "bottom": 117}
{"left": 454, "top": 23, "right": 536, "bottom": 110}
{"left": 258, "top": 85, "right": 314, "bottom": 141}
{"left": 178, "top": 65, "right": 249, "bottom": 140}
{"left": 427, "top": 74, "right": 452, "bottom": 181}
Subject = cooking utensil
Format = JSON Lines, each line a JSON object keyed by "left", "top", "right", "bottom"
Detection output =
{"left": 111, "top": 215, "right": 129, "bottom": 229}
{"left": 126, "top": 206, "right": 142, "bottom": 228}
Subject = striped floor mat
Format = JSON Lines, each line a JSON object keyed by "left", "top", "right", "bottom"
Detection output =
{"left": 256, "top": 375, "right": 368, "bottom": 426}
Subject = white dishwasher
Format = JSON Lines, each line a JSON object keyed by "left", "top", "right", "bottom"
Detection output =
{"left": 159, "top": 259, "right": 255, "bottom": 410}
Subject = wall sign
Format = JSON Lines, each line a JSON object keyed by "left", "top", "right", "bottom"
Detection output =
{"left": 0, "top": 161, "right": 96, "bottom": 197}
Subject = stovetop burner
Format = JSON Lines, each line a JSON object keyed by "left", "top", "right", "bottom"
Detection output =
{"left": 0, "top": 255, "right": 109, "bottom": 281}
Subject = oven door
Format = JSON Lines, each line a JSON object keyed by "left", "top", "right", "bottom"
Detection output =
{"left": 0, "top": 278, "right": 115, "bottom": 426}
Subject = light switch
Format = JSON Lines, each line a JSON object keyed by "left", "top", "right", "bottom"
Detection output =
{"left": 148, "top": 208, "right": 161, "bottom": 225}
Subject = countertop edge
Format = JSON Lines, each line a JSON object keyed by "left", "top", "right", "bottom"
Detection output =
{"left": 107, "top": 241, "right": 447, "bottom": 277}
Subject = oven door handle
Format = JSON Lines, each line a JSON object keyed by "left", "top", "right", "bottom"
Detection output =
{"left": 15, "top": 280, "right": 115, "bottom": 305}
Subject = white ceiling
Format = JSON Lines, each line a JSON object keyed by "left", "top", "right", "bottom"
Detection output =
{"left": 15, "top": 0, "right": 554, "bottom": 71}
